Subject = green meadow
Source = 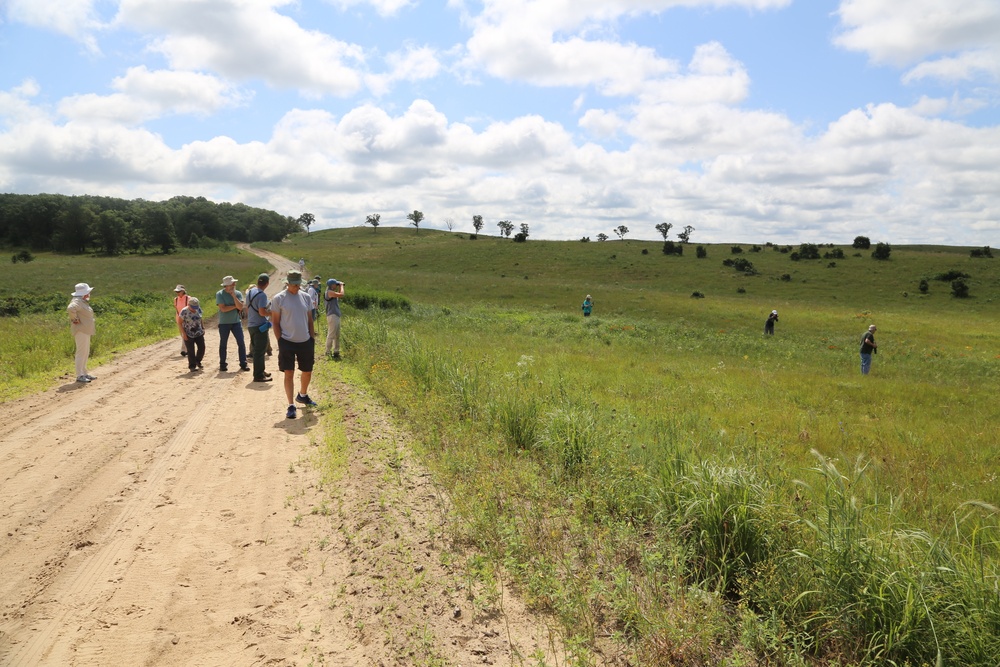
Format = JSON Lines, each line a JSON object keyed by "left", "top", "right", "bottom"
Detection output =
{"left": 0, "top": 247, "right": 269, "bottom": 399}
{"left": 281, "top": 228, "right": 1000, "bottom": 665}
{"left": 3, "top": 229, "right": 998, "bottom": 664}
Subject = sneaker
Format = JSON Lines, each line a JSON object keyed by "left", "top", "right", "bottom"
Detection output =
{"left": 220, "top": 365, "right": 228, "bottom": 372}
{"left": 332, "top": 352, "right": 341, "bottom": 360}
{"left": 76, "top": 375, "right": 91, "bottom": 383}
{"left": 181, "top": 350, "right": 188, "bottom": 357}
{"left": 286, "top": 405, "right": 297, "bottom": 419}
{"left": 85, "top": 374, "right": 97, "bottom": 380}
{"left": 253, "top": 376, "right": 272, "bottom": 383}
{"left": 239, "top": 365, "right": 250, "bottom": 372}
{"left": 196, "top": 363, "right": 203, "bottom": 370}
{"left": 295, "top": 393, "right": 318, "bottom": 407}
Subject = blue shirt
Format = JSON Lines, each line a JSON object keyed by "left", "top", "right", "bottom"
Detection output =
{"left": 246, "top": 287, "right": 269, "bottom": 328}
{"left": 216, "top": 289, "right": 243, "bottom": 325}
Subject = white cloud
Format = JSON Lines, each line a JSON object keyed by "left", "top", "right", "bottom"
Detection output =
{"left": 0, "top": 80, "right": 45, "bottom": 126}
{"left": 579, "top": 109, "right": 624, "bottom": 139}
{"left": 116, "top": 0, "right": 366, "bottom": 96}
{"left": 903, "top": 49, "right": 1000, "bottom": 84}
{"left": 464, "top": 0, "right": 788, "bottom": 95}
{"left": 365, "top": 46, "right": 442, "bottom": 97}
{"left": 835, "top": 0, "right": 1000, "bottom": 72}
{"left": 58, "top": 67, "right": 249, "bottom": 124}
{"left": 5, "top": 0, "right": 103, "bottom": 50}
{"left": 323, "top": 0, "right": 414, "bottom": 17}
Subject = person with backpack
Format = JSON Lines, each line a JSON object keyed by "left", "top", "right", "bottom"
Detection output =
{"left": 246, "top": 273, "right": 273, "bottom": 383}
{"left": 860, "top": 324, "right": 877, "bottom": 375}
{"left": 582, "top": 294, "right": 593, "bottom": 317}
{"left": 764, "top": 309, "right": 778, "bottom": 335}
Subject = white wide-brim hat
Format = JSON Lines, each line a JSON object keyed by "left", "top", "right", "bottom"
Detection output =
{"left": 72, "top": 282, "right": 93, "bottom": 297}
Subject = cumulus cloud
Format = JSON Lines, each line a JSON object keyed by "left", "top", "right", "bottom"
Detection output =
{"left": 116, "top": 0, "right": 365, "bottom": 96}
{"left": 58, "top": 67, "right": 250, "bottom": 124}
{"left": 464, "top": 0, "right": 788, "bottom": 95}
{"left": 5, "top": 0, "right": 104, "bottom": 51}
{"left": 835, "top": 0, "right": 1000, "bottom": 77}
{"left": 323, "top": 0, "right": 414, "bottom": 17}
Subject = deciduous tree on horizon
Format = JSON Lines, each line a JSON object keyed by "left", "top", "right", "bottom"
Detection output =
{"left": 407, "top": 210, "right": 424, "bottom": 233}
{"left": 472, "top": 214, "right": 484, "bottom": 238}
{"left": 366, "top": 213, "right": 380, "bottom": 232}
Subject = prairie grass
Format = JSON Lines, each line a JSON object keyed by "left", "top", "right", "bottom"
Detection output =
{"left": 280, "top": 227, "right": 1000, "bottom": 665}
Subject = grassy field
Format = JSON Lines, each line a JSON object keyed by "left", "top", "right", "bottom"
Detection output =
{"left": 3, "top": 230, "right": 998, "bottom": 664}
{"left": 0, "top": 246, "right": 270, "bottom": 399}
{"left": 275, "top": 228, "right": 1000, "bottom": 666}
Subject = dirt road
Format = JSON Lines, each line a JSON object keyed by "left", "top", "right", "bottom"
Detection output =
{"left": 0, "top": 248, "right": 561, "bottom": 666}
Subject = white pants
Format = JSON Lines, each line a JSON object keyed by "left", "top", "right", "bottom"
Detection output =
{"left": 74, "top": 331, "right": 91, "bottom": 378}
{"left": 325, "top": 313, "right": 340, "bottom": 354}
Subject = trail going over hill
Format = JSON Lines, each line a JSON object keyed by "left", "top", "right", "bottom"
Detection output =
{"left": 0, "top": 246, "right": 560, "bottom": 666}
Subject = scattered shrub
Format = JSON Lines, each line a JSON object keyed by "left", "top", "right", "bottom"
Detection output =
{"left": 696, "top": 245, "right": 707, "bottom": 258}
{"left": 722, "top": 258, "right": 756, "bottom": 274}
{"left": 934, "top": 270, "right": 970, "bottom": 281}
{"left": 690, "top": 291, "right": 705, "bottom": 298}
{"left": 731, "top": 246, "right": 743, "bottom": 254}
{"left": 824, "top": 248, "right": 845, "bottom": 259}
{"left": 827, "top": 262, "right": 837, "bottom": 268}
{"left": 750, "top": 245, "right": 762, "bottom": 253}
{"left": 853, "top": 235, "right": 871, "bottom": 249}
{"left": 737, "top": 287, "right": 746, "bottom": 294}
{"left": 796, "top": 243, "right": 821, "bottom": 260}
{"left": 780, "top": 274, "right": 792, "bottom": 282}
{"left": 579, "top": 236, "right": 590, "bottom": 242}
{"left": 952, "top": 279, "right": 970, "bottom": 298}
{"left": 779, "top": 247, "right": 789, "bottom": 254}
{"left": 919, "top": 279, "right": 929, "bottom": 293}
{"left": 970, "top": 246, "right": 993, "bottom": 258}
{"left": 662, "top": 240, "right": 683, "bottom": 256}
{"left": 10, "top": 249, "right": 35, "bottom": 263}
{"left": 872, "top": 242, "right": 891, "bottom": 260}
{"left": 641, "top": 248, "right": 649, "bottom": 255}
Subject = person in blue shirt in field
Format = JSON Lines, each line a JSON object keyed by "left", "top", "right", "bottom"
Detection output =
{"left": 582, "top": 294, "right": 593, "bottom": 317}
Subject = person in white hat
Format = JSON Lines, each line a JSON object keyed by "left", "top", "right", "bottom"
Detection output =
{"left": 216, "top": 275, "right": 248, "bottom": 372}
{"left": 860, "top": 324, "right": 878, "bottom": 375}
{"left": 764, "top": 309, "right": 778, "bottom": 335}
{"left": 173, "top": 285, "right": 190, "bottom": 356}
{"left": 67, "top": 283, "right": 96, "bottom": 383}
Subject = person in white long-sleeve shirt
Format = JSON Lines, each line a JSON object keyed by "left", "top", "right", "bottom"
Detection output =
{"left": 67, "top": 282, "right": 96, "bottom": 383}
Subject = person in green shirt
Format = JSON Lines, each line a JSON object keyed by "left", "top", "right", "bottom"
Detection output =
{"left": 216, "top": 275, "right": 248, "bottom": 372}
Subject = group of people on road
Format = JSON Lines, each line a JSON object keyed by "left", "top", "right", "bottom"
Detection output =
{"left": 68, "top": 266, "right": 346, "bottom": 420}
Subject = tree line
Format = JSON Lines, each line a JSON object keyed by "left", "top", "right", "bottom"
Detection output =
{"left": 0, "top": 193, "right": 308, "bottom": 254}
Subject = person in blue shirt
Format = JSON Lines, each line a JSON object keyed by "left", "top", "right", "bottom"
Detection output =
{"left": 246, "top": 273, "right": 273, "bottom": 382}
{"left": 582, "top": 294, "right": 593, "bottom": 317}
{"left": 216, "top": 275, "right": 247, "bottom": 372}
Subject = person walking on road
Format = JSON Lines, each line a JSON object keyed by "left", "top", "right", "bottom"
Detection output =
{"left": 179, "top": 297, "right": 206, "bottom": 371}
{"left": 860, "top": 324, "right": 878, "bottom": 375}
{"left": 324, "top": 277, "right": 345, "bottom": 359}
{"left": 216, "top": 275, "right": 248, "bottom": 372}
{"left": 270, "top": 270, "right": 317, "bottom": 419}
{"left": 67, "top": 282, "right": 96, "bottom": 384}
{"left": 246, "top": 273, "right": 273, "bottom": 383}
{"left": 173, "top": 285, "right": 190, "bottom": 356}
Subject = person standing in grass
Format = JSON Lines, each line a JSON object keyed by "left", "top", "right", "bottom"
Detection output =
{"left": 245, "top": 273, "right": 272, "bottom": 383}
{"left": 270, "top": 270, "right": 317, "bottom": 419}
{"left": 582, "top": 294, "right": 593, "bottom": 317}
{"left": 860, "top": 324, "right": 877, "bottom": 375}
{"left": 764, "top": 309, "right": 778, "bottom": 335}
{"left": 67, "top": 282, "right": 96, "bottom": 384}
{"left": 324, "top": 277, "right": 345, "bottom": 359}
{"left": 307, "top": 278, "right": 320, "bottom": 323}
{"left": 179, "top": 297, "right": 205, "bottom": 372}
{"left": 216, "top": 275, "right": 248, "bottom": 372}
{"left": 173, "top": 285, "right": 189, "bottom": 356}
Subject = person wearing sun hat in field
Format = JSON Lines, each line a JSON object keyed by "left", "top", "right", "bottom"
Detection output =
{"left": 67, "top": 282, "right": 96, "bottom": 383}
{"left": 764, "top": 309, "right": 778, "bottom": 335}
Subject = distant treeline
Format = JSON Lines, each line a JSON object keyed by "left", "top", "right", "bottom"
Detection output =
{"left": 0, "top": 193, "right": 305, "bottom": 254}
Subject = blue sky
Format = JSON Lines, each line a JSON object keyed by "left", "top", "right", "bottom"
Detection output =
{"left": 1, "top": 0, "right": 998, "bottom": 244}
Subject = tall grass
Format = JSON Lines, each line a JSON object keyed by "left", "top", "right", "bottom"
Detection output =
{"left": 340, "top": 303, "right": 1000, "bottom": 665}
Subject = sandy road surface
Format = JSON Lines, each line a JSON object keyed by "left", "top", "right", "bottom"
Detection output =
{"left": 0, "top": 249, "right": 562, "bottom": 666}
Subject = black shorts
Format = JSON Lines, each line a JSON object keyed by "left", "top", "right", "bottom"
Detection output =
{"left": 277, "top": 337, "right": 315, "bottom": 372}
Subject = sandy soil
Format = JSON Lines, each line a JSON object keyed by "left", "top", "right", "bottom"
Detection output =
{"left": 0, "top": 248, "right": 562, "bottom": 666}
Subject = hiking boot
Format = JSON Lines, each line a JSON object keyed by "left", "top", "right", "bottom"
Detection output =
{"left": 239, "top": 365, "right": 250, "bottom": 372}
{"left": 220, "top": 365, "right": 228, "bottom": 372}
{"left": 295, "top": 393, "right": 318, "bottom": 407}
{"left": 286, "top": 405, "right": 297, "bottom": 419}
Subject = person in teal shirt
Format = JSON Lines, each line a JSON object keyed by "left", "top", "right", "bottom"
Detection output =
{"left": 216, "top": 275, "right": 248, "bottom": 372}
{"left": 582, "top": 294, "right": 593, "bottom": 317}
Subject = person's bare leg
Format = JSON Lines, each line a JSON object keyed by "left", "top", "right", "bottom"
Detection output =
{"left": 299, "top": 371, "right": 312, "bottom": 397}
{"left": 284, "top": 370, "right": 295, "bottom": 404}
